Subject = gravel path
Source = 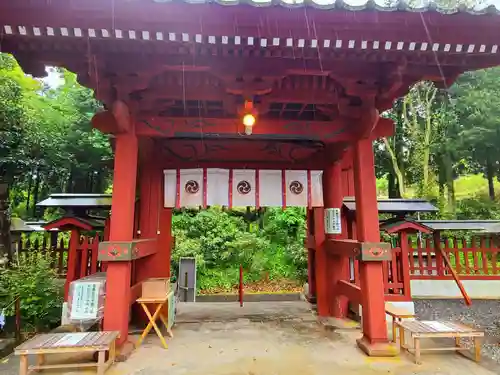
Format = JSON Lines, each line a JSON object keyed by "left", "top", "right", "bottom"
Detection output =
{"left": 414, "top": 299, "right": 500, "bottom": 363}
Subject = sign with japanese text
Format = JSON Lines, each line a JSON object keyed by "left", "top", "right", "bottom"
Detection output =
{"left": 70, "top": 282, "right": 100, "bottom": 320}
{"left": 324, "top": 208, "right": 341, "bottom": 234}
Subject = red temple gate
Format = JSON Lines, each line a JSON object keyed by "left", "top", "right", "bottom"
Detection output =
{"left": 2, "top": 0, "right": 500, "bottom": 357}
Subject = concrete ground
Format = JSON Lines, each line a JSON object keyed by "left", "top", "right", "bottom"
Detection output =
{"left": 0, "top": 301, "right": 498, "bottom": 375}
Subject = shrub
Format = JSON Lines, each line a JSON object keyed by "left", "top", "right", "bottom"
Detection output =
{"left": 0, "top": 251, "right": 63, "bottom": 332}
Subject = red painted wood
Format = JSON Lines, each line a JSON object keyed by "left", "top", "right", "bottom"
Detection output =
{"left": 44, "top": 217, "right": 93, "bottom": 231}
{"left": 79, "top": 236, "right": 90, "bottom": 278}
{"left": 5, "top": 2, "right": 500, "bottom": 45}
{"left": 416, "top": 238, "right": 424, "bottom": 276}
{"left": 481, "top": 237, "right": 488, "bottom": 274}
{"left": 390, "top": 247, "right": 399, "bottom": 293}
{"left": 472, "top": 237, "right": 479, "bottom": 274}
{"left": 433, "top": 232, "right": 444, "bottom": 277}
{"left": 382, "top": 260, "right": 389, "bottom": 294}
{"left": 352, "top": 138, "right": 388, "bottom": 344}
{"left": 103, "top": 133, "right": 138, "bottom": 346}
{"left": 137, "top": 117, "right": 353, "bottom": 140}
{"left": 462, "top": 238, "right": 470, "bottom": 275}
{"left": 323, "top": 161, "right": 349, "bottom": 318}
{"left": 307, "top": 170, "right": 312, "bottom": 209}
{"left": 255, "top": 170, "right": 260, "bottom": 209}
{"left": 399, "top": 232, "right": 412, "bottom": 300}
{"left": 64, "top": 229, "right": 80, "bottom": 301}
{"left": 313, "top": 207, "right": 328, "bottom": 317}
{"left": 158, "top": 208, "right": 173, "bottom": 278}
{"left": 412, "top": 275, "right": 500, "bottom": 280}
{"left": 306, "top": 209, "right": 316, "bottom": 301}
{"left": 281, "top": 169, "right": 286, "bottom": 209}
{"left": 492, "top": 243, "right": 498, "bottom": 275}
{"left": 203, "top": 168, "right": 208, "bottom": 208}
{"left": 337, "top": 280, "right": 361, "bottom": 306}
{"left": 228, "top": 169, "right": 233, "bottom": 209}
{"left": 175, "top": 169, "right": 181, "bottom": 209}
{"left": 239, "top": 265, "right": 244, "bottom": 308}
{"left": 425, "top": 238, "right": 433, "bottom": 275}
{"left": 90, "top": 235, "right": 99, "bottom": 275}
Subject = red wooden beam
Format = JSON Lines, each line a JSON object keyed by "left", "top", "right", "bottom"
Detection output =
{"left": 336, "top": 280, "right": 362, "bottom": 306}
{"left": 134, "top": 116, "right": 393, "bottom": 140}
{"left": 136, "top": 117, "right": 351, "bottom": 140}
{"left": 44, "top": 217, "right": 93, "bottom": 232}
{"left": 325, "top": 239, "right": 360, "bottom": 257}
{"left": 2, "top": 2, "right": 500, "bottom": 46}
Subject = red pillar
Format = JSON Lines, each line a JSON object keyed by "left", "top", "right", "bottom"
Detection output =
{"left": 103, "top": 133, "right": 138, "bottom": 345}
{"left": 313, "top": 207, "right": 328, "bottom": 316}
{"left": 306, "top": 209, "right": 316, "bottom": 301}
{"left": 353, "top": 138, "right": 395, "bottom": 355}
{"left": 135, "top": 160, "right": 164, "bottom": 282}
{"left": 323, "top": 162, "right": 349, "bottom": 318}
{"left": 64, "top": 228, "right": 80, "bottom": 301}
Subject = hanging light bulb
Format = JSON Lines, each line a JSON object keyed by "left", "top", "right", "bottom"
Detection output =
{"left": 241, "top": 100, "right": 257, "bottom": 135}
{"left": 243, "top": 114, "right": 256, "bottom": 135}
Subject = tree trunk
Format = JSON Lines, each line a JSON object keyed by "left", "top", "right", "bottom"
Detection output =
{"left": 383, "top": 137, "right": 405, "bottom": 197}
{"left": 486, "top": 157, "right": 495, "bottom": 201}
{"left": 0, "top": 183, "right": 12, "bottom": 264}
{"left": 32, "top": 167, "right": 41, "bottom": 218}
{"left": 444, "top": 151, "right": 456, "bottom": 212}
{"left": 387, "top": 172, "right": 401, "bottom": 198}
{"left": 26, "top": 169, "right": 34, "bottom": 214}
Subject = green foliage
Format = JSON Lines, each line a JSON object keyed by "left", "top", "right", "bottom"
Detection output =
{"left": 172, "top": 207, "right": 307, "bottom": 293}
{"left": 0, "top": 252, "right": 63, "bottom": 331}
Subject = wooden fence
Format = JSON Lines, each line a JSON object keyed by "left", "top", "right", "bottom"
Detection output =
{"left": 409, "top": 236, "right": 500, "bottom": 279}
{"left": 15, "top": 234, "right": 103, "bottom": 279}
{"left": 15, "top": 236, "right": 68, "bottom": 275}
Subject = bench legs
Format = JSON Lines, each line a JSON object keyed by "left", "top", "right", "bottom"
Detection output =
{"left": 19, "top": 355, "right": 28, "bottom": 375}
{"left": 474, "top": 337, "right": 481, "bottom": 362}
{"left": 413, "top": 338, "right": 421, "bottom": 365}
{"left": 97, "top": 351, "right": 106, "bottom": 375}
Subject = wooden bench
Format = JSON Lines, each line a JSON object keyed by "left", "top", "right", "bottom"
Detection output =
{"left": 15, "top": 331, "right": 119, "bottom": 375}
{"left": 396, "top": 320, "right": 484, "bottom": 364}
{"left": 385, "top": 302, "right": 416, "bottom": 343}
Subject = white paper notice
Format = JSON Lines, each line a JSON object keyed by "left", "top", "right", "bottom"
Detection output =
{"left": 324, "top": 208, "right": 341, "bottom": 234}
{"left": 422, "top": 321, "right": 454, "bottom": 332}
{"left": 53, "top": 333, "right": 88, "bottom": 347}
{"left": 70, "top": 282, "right": 100, "bottom": 320}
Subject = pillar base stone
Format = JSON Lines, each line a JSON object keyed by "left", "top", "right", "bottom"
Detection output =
{"left": 116, "top": 341, "right": 135, "bottom": 362}
{"left": 318, "top": 317, "right": 360, "bottom": 331}
{"left": 356, "top": 336, "right": 399, "bottom": 357}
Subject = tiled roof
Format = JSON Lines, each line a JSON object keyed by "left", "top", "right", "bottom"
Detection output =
{"left": 37, "top": 193, "right": 112, "bottom": 208}
{"left": 152, "top": 0, "right": 499, "bottom": 15}
{"left": 343, "top": 197, "right": 438, "bottom": 214}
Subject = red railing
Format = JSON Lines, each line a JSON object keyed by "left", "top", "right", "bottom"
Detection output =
{"left": 349, "top": 242, "right": 412, "bottom": 302}
{"left": 73, "top": 234, "right": 103, "bottom": 279}
{"left": 409, "top": 236, "right": 500, "bottom": 280}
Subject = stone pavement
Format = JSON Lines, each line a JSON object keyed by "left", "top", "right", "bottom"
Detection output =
{"left": 0, "top": 301, "right": 498, "bottom": 375}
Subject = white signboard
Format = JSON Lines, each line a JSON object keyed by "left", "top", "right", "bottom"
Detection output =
{"left": 324, "top": 208, "right": 341, "bottom": 234}
{"left": 53, "top": 333, "right": 88, "bottom": 347}
{"left": 422, "top": 321, "right": 455, "bottom": 332}
{"left": 70, "top": 282, "right": 100, "bottom": 321}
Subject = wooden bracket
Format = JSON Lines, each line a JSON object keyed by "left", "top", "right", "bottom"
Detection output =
{"left": 326, "top": 239, "right": 392, "bottom": 261}
{"left": 98, "top": 238, "right": 157, "bottom": 261}
{"left": 358, "top": 242, "right": 392, "bottom": 261}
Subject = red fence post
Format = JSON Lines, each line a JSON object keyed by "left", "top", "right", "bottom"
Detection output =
{"left": 64, "top": 229, "right": 80, "bottom": 301}
{"left": 398, "top": 232, "right": 411, "bottom": 300}
{"left": 90, "top": 234, "right": 99, "bottom": 275}
{"left": 433, "top": 231, "right": 444, "bottom": 277}
{"left": 239, "top": 265, "right": 243, "bottom": 307}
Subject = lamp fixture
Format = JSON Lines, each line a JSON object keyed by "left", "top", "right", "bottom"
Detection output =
{"left": 241, "top": 100, "right": 257, "bottom": 135}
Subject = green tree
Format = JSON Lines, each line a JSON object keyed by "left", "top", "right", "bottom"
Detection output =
{"left": 450, "top": 68, "right": 500, "bottom": 201}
